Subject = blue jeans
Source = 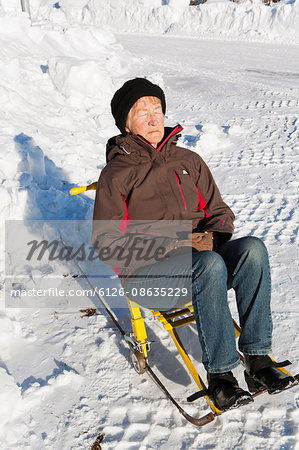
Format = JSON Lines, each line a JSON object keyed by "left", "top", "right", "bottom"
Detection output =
{"left": 126, "top": 236, "right": 272, "bottom": 373}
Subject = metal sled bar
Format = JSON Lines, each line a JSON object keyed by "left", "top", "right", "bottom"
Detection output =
{"left": 127, "top": 299, "right": 149, "bottom": 361}
{"left": 233, "top": 320, "right": 241, "bottom": 337}
{"left": 166, "top": 325, "right": 221, "bottom": 414}
{"left": 158, "top": 314, "right": 197, "bottom": 330}
{"left": 153, "top": 307, "right": 221, "bottom": 414}
{"left": 152, "top": 305, "right": 196, "bottom": 329}
{"left": 127, "top": 299, "right": 221, "bottom": 415}
{"left": 153, "top": 305, "right": 194, "bottom": 321}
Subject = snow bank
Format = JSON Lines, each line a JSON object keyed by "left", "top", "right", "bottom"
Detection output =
{"left": 0, "top": 8, "right": 126, "bottom": 445}
{"left": 0, "top": 11, "right": 123, "bottom": 209}
{"left": 0, "top": 8, "right": 128, "bottom": 308}
{"left": 26, "top": 0, "right": 299, "bottom": 44}
{"left": 48, "top": 57, "right": 115, "bottom": 108}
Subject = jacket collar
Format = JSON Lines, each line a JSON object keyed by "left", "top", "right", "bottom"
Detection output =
{"left": 134, "top": 124, "right": 183, "bottom": 152}
{"left": 106, "top": 125, "right": 183, "bottom": 162}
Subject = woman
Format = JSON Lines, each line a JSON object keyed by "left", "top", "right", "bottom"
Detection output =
{"left": 92, "top": 78, "right": 297, "bottom": 411}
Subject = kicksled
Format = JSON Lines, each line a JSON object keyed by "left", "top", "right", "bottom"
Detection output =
{"left": 124, "top": 297, "right": 299, "bottom": 425}
{"left": 70, "top": 182, "right": 299, "bottom": 427}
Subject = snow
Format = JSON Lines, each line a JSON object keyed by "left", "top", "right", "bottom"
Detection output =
{"left": 0, "top": 0, "right": 298, "bottom": 448}
{"left": 28, "top": 0, "right": 299, "bottom": 44}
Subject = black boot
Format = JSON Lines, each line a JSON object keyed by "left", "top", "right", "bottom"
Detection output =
{"left": 244, "top": 354, "right": 298, "bottom": 395}
{"left": 208, "top": 371, "right": 253, "bottom": 411}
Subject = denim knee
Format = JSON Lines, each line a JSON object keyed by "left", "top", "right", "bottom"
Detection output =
{"left": 243, "top": 235, "right": 267, "bottom": 253}
{"left": 192, "top": 251, "right": 227, "bottom": 285}
{"left": 238, "top": 236, "right": 269, "bottom": 266}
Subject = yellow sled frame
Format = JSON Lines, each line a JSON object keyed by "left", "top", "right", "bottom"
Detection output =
{"left": 126, "top": 298, "right": 296, "bottom": 417}
{"left": 127, "top": 298, "right": 225, "bottom": 415}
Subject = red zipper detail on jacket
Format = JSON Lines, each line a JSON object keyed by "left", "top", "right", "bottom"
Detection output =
{"left": 113, "top": 195, "right": 131, "bottom": 276}
{"left": 195, "top": 185, "right": 210, "bottom": 218}
{"left": 174, "top": 171, "right": 187, "bottom": 210}
{"left": 136, "top": 125, "right": 183, "bottom": 152}
{"left": 156, "top": 125, "right": 183, "bottom": 152}
{"left": 119, "top": 195, "right": 131, "bottom": 234}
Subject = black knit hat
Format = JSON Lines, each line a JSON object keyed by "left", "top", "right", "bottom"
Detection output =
{"left": 111, "top": 78, "right": 166, "bottom": 134}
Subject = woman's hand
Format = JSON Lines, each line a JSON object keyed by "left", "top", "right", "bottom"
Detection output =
{"left": 189, "top": 231, "right": 213, "bottom": 252}
{"left": 164, "top": 231, "right": 213, "bottom": 255}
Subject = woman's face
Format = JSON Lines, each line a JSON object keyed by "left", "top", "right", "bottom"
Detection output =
{"left": 125, "top": 96, "right": 164, "bottom": 148}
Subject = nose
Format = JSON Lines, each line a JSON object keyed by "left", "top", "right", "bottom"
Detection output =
{"left": 148, "top": 113, "right": 158, "bottom": 126}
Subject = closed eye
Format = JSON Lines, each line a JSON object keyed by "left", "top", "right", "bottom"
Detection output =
{"left": 137, "top": 110, "right": 163, "bottom": 118}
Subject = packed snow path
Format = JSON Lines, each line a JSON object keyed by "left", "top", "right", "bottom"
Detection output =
{"left": 1, "top": 24, "right": 298, "bottom": 449}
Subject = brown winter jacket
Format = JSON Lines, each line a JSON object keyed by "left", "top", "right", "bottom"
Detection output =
{"left": 92, "top": 125, "right": 235, "bottom": 271}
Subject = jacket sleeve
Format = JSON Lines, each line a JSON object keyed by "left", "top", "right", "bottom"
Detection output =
{"left": 194, "top": 155, "right": 235, "bottom": 244}
{"left": 92, "top": 166, "right": 173, "bottom": 269}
